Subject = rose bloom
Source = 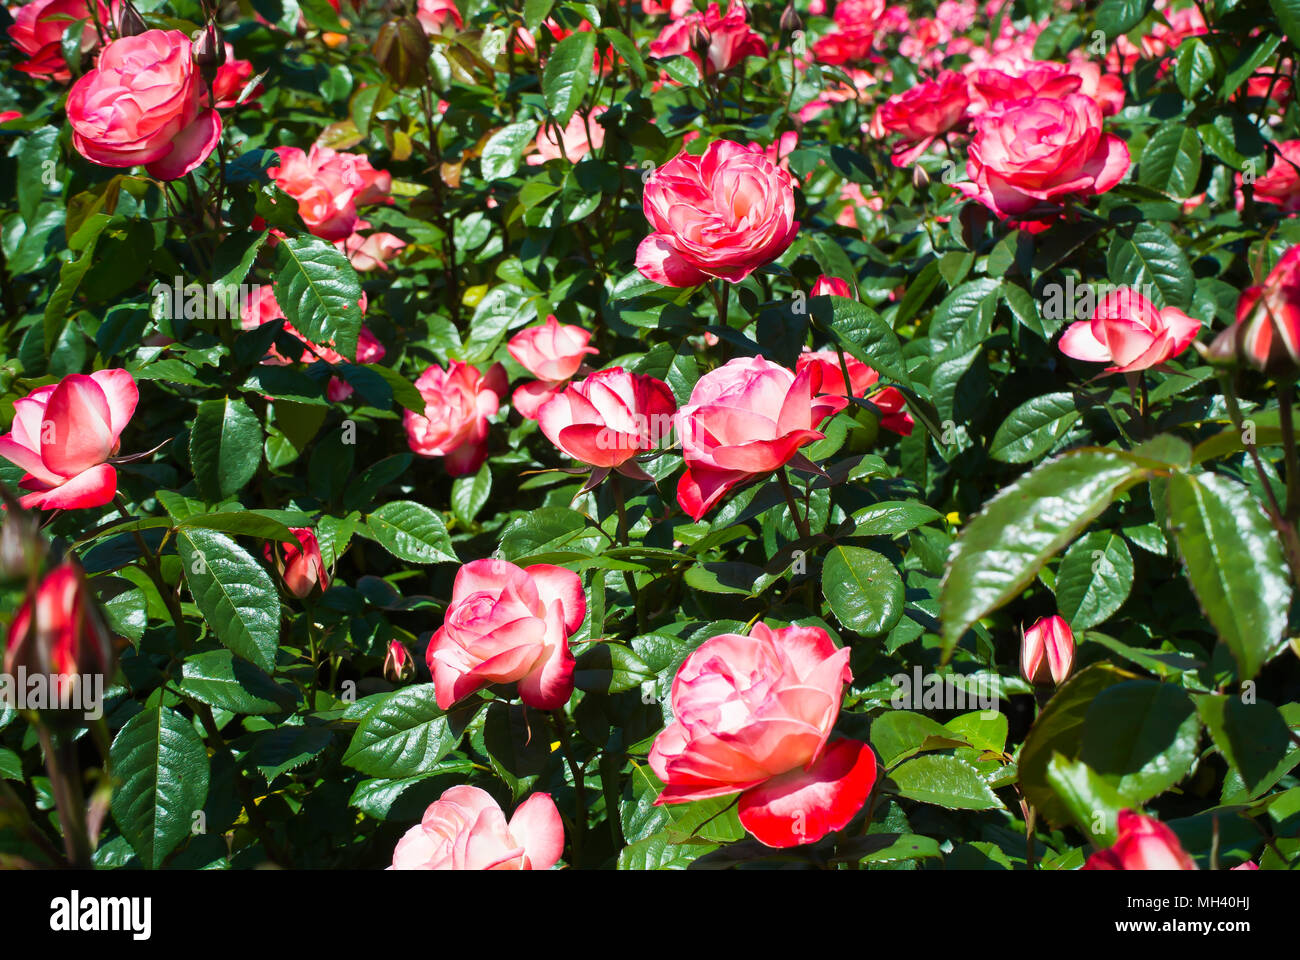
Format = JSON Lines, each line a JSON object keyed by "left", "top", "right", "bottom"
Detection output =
{"left": 649, "top": 623, "right": 878, "bottom": 848}
{"left": 264, "top": 527, "right": 329, "bottom": 599}
{"left": 1242, "top": 140, "right": 1300, "bottom": 213}
{"left": 1067, "top": 59, "right": 1125, "bottom": 116}
{"left": 0, "top": 370, "right": 138, "bottom": 510}
{"left": 416, "top": 0, "right": 463, "bottom": 33}
{"left": 239, "top": 284, "right": 385, "bottom": 402}
{"left": 7, "top": 0, "right": 105, "bottom": 81}
{"left": 404, "top": 362, "right": 508, "bottom": 476}
{"left": 955, "top": 94, "right": 1129, "bottom": 223}
{"left": 968, "top": 60, "right": 1081, "bottom": 111}
{"left": 5, "top": 562, "right": 116, "bottom": 704}
{"left": 836, "top": 181, "right": 883, "bottom": 229}
{"left": 811, "top": 275, "right": 851, "bottom": 298}
{"left": 812, "top": 26, "right": 875, "bottom": 65}
{"left": 638, "top": 139, "right": 798, "bottom": 287}
{"left": 428, "top": 559, "right": 585, "bottom": 710}
{"left": 1020, "top": 614, "right": 1074, "bottom": 685}
{"left": 876, "top": 70, "right": 969, "bottom": 166}
{"left": 209, "top": 44, "right": 261, "bottom": 109}
{"left": 538, "top": 368, "right": 677, "bottom": 470}
{"left": 1235, "top": 246, "right": 1300, "bottom": 374}
{"left": 1083, "top": 810, "right": 1198, "bottom": 870}
{"left": 336, "top": 223, "right": 406, "bottom": 272}
{"left": 797, "top": 67, "right": 878, "bottom": 123}
{"left": 508, "top": 314, "right": 598, "bottom": 419}
{"left": 796, "top": 349, "right": 913, "bottom": 436}
{"left": 1058, "top": 286, "right": 1199, "bottom": 373}
{"left": 67, "top": 30, "right": 222, "bottom": 181}
{"left": 642, "top": 0, "right": 694, "bottom": 15}
{"left": 527, "top": 107, "right": 607, "bottom": 166}
{"left": 676, "top": 355, "right": 848, "bottom": 520}
{"left": 649, "top": 1, "right": 768, "bottom": 76}
{"left": 391, "top": 787, "right": 563, "bottom": 870}
{"left": 269, "top": 144, "right": 392, "bottom": 242}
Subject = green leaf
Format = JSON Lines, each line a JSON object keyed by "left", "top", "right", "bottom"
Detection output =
{"left": 1054, "top": 530, "right": 1134, "bottom": 629}
{"left": 1019, "top": 662, "right": 1137, "bottom": 826}
{"left": 110, "top": 705, "right": 211, "bottom": 869}
{"left": 940, "top": 449, "right": 1150, "bottom": 658}
{"left": 1269, "top": 0, "right": 1300, "bottom": 47}
{"left": 1165, "top": 472, "right": 1292, "bottom": 681}
{"left": 17, "top": 127, "right": 59, "bottom": 226}
{"left": 498, "top": 507, "right": 602, "bottom": 563}
{"left": 481, "top": 121, "right": 538, "bottom": 180}
{"left": 524, "top": 0, "right": 555, "bottom": 30}
{"left": 889, "top": 755, "right": 1004, "bottom": 810}
{"left": 817, "top": 296, "right": 912, "bottom": 388}
{"left": 190, "top": 398, "right": 262, "bottom": 501}
{"left": 1096, "top": 0, "right": 1153, "bottom": 36}
{"left": 1078, "top": 680, "right": 1201, "bottom": 803}
{"left": 342, "top": 685, "right": 473, "bottom": 777}
{"left": 1195, "top": 695, "right": 1296, "bottom": 799}
{"left": 852, "top": 500, "right": 942, "bottom": 538}
{"left": 617, "top": 831, "right": 715, "bottom": 869}
{"left": 988, "top": 392, "right": 1082, "bottom": 464}
{"left": 822, "top": 545, "right": 905, "bottom": 637}
{"left": 1044, "top": 754, "right": 1124, "bottom": 846}
{"left": 176, "top": 512, "right": 301, "bottom": 543}
{"left": 542, "top": 32, "right": 597, "bottom": 124}
{"left": 451, "top": 464, "right": 492, "bottom": 527}
{"left": 273, "top": 234, "right": 363, "bottom": 361}
{"left": 1138, "top": 125, "right": 1202, "bottom": 200}
{"left": 362, "top": 501, "right": 458, "bottom": 564}
{"left": 177, "top": 528, "right": 281, "bottom": 673}
{"left": 178, "top": 650, "right": 296, "bottom": 715}
{"left": 247, "top": 724, "right": 333, "bottom": 785}
{"left": 871, "top": 711, "right": 970, "bottom": 768}
{"left": 1106, "top": 223, "right": 1194, "bottom": 310}
{"left": 1175, "top": 37, "right": 1216, "bottom": 99}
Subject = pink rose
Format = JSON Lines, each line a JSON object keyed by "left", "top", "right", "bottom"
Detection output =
{"left": 336, "top": 222, "right": 406, "bottom": 272}
{"left": 403, "top": 362, "right": 508, "bottom": 476}
{"left": 642, "top": 0, "right": 695, "bottom": 15}
{"left": 1067, "top": 60, "right": 1125, "bottom": 116}
{"left": 537, "top": 367, "right": 677, "bottom": 470}
{"left": 0, "top": 370, "right": 137, "bottom": 511}
{"left": 1242, "top": 140, "right": 1300, "bottom": 213}
{"left": 649, "top": 623, "right": 878, "bottom": 848}
{"left": 649, "top": 1, "right": 768, "bottom": 76}
{"left": 876, "top": 70, "right": 969, "bottom": 166}
{"left": 1083, "top": 810, "right": 1198, "bottom": 870}
{"left": 527, "top": 107, "right": 607, "bottom": 166}
{"left": 796, "top": 349, "right": 913, "bottom": 436}
{"left": 1058, "top": 286, "right": 1200, "bottom": 373}
{"left": 968, "top": 60, "right": 1082, "bottom": 113}
{"left": 427, "top": 559, "right": 585, "bottom": 710}
{"left": 266, "top": 527, "right": 329, "bottom": 599}
{"left": 955, "top": 94, "right": 1129, "bottom": 221}
{"left": 67, "top": 30, "right": 222, "bottom": 181}
{"left": 638, "top": 139, "right": 799, "bottom": 287}
{"left": 7, "top": 0, "right": 105, "bottom": 81}
{"left": 390, "top": 787, "right": 564, "bottom": 870}
{"left": 676, "top": 355, "right": 847, "bottom": 520}
{"left": 507, "top": 315, "right": 598, "bottom": 419}
{"left": 811, "top": 275, "right": 852, "bottom": 298}
{"left": 269, "top": 144, "right": 391, "bottom": 242}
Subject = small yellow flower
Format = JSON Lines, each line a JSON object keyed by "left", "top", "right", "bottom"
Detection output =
{"left": 945, "top": 511, "right": 962, "bottom": 526}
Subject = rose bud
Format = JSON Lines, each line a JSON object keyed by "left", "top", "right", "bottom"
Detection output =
{"left": 4, "top": 561, "right": 116, "bottom": 706}
{"left": 266, "top": 527, "right": 329, "bottom": 599}
{"left": 373, "top": 16, "right": 431, "bottom": 88}
{"left": 1233, "top": 245, "right": 1300, "bottom": 376}
{"left": 810, "top": 274, "right": 852, "bottom": 298}
{"left": 507, "top": 314, "right": 598, "bottom": 419}
{"left": 1020, "top": 614, "right": 1075, "bottom": 686}
{"left": 384, "top": 640, "right": 414, "bottom": 682}
{"left": 389, "top": 787, "right": 564, "bottom": 870}
{"left": 779, "top": 2, "right": 803, "bottom": 36}
{"left": 113, "top": 0, "right": 148, "bottom": 38}
{"left": 1083, "top": 810, "right": 1198, "bottom": 870}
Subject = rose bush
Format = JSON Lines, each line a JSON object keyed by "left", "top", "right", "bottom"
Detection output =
{"left": 0, "top": 0, "right": 1297, "bottom": 878}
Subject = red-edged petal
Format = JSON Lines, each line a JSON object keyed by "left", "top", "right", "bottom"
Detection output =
{"left": 737, "top": 738, "right": 877, "bottom": 848}
{"left": 507, "top": 793, "right": 565, "bottom": 870}
{"left": 635, "top": 234, "right": 710, "bottom": 287}
{"left": 526, "top": 563, "right": 586, "bottom": 635}
{"left": 18, "top": 463, "right": 118, "bottom": 511}
{"left": 145, "top": 108, "right": 223, "bottom": 181}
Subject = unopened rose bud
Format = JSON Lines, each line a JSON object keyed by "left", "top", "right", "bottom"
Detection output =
{"left": 373, "top": 16, "right": 431, "bottom": 88}
{"left": 384, "top": 640, "right": 414, "bottom": 682}
{"left": 113, "top": 0, "right": 148, "bottom": 38}
{"left": 4, "top": 562, "right": 116, "bottom": 709}
{"left": 912, "top": 163, "right": 930, "bottom": 190}
{"left": 688, "top": 21, "right": 712, "bottom": 67}
{"left": 1232, "top": 247, "right": 1300, "bottom": 377}
{"left": 265, "top": 528, "right": 329, "bottom": 600}
{"left": 1020, "top": 614, "right": 1074, "bottom": 686}
{"left": 1195, "top": 324, "right": 1241, "bottom": 369}
{"left": 192, "top": 22, "right": 225, "bottom": 89}
{"left": 779, "top": 3, "right": 803, "bottom": 35}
